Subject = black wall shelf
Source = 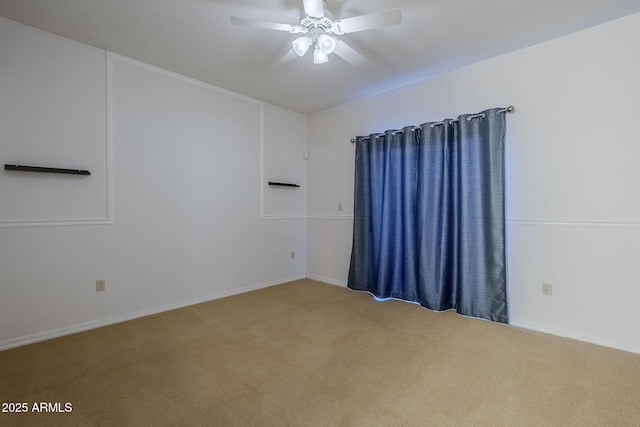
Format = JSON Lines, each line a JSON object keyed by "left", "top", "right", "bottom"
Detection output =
{"left": 268, "top": 181, "right": 300, "bottom": 188}
{"left": 4, "top": 164, "right": 91, "bottom": 176}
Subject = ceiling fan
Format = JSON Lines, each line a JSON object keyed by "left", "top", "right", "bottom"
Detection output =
{"left": 230, "top": 0, "right": 402, "bottom": 66}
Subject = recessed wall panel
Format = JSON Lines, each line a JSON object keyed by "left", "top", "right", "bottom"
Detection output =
{"left": 0, "top": 17, "right": 109, "bottom": 225}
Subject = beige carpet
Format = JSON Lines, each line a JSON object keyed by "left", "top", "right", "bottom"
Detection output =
{"left": 1, "top": 279, "right": 639, "bottom": 426}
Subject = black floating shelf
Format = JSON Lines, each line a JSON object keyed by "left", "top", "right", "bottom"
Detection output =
{"left": 4, "top": 164, "right": 91, "bottom": 176}
{"left": 268, "top": 181, "right": 300, "bottom": 188}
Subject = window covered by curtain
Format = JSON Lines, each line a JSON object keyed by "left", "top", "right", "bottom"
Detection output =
{"left": 348, "top": 108, "right": 508, "bottom": 323}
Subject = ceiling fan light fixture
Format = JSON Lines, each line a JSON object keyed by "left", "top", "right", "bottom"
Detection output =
{"left": 316, "top": 33, "right": 336, "bottom": 54}
{"left": 313, "top": 45, "right": 329, "bottom": 64}
{"left": 292, "top": 36, "right": 311, "bottom": 56}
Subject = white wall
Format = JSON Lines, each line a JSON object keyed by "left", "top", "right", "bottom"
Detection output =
{"left": 306, "top": 12, "right": 640, "bottom": 354}
{"left": 0, "top": 17, "right": 307, "bottom": 350}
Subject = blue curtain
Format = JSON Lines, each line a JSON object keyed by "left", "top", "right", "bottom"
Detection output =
{"left": 348, "top": 108, "right": 508, "bottom": 323}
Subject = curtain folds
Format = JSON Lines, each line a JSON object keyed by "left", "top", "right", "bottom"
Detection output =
{"left": 348, "top": 108, "right": 508, "bottom": 323}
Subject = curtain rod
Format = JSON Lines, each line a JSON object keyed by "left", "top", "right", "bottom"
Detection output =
{"left": 350, "top": 106, "right": 515, "bottom": 143}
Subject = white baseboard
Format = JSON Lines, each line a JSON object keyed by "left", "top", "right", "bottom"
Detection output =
{"left": 509, "top": 319, "right": 640, "bottom": 355}
{"left": 6, "top": 276, "right": 637, "bottom": 356}
{"left": 0, "top": 275, "right": 304, "bottom": 351}
{"left": 305, "top": 274, "right": 347, "bottom": 287}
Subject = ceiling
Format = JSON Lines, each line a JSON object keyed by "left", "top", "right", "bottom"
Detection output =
{"left": 2, "top": 0, "right": 640, "bottom": 114}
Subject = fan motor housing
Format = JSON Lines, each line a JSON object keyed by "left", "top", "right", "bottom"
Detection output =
{"left": 300, "top": 15, "right": 334, "bottom": 31}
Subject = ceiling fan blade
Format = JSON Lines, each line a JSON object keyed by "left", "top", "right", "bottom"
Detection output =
{"left": 303, "top": 0, "right": 324, "bottom": 18}
{"left": 333, "top": 9, "right": 401, "bottom": 34}
{"left": 230, "top": 17, "right": 296, "bottom": 32}
{"left": 279, "top": 47, "right": 299, "bottom": 64}
{"left": 333, "top": 40, "right": 367, "bottom": 67}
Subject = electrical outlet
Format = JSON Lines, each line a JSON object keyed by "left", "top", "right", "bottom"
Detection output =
{"left": 291, "top": 251, "right": 295, "bottom": 260}
{"left": 96, "top": 279, "right": 106, "bottom": 292}
{"left": 542, "top": 282, "right": 552, "bottom": 296}
{"left": 338, "top": 203, "right": 343, "bottom": 212}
